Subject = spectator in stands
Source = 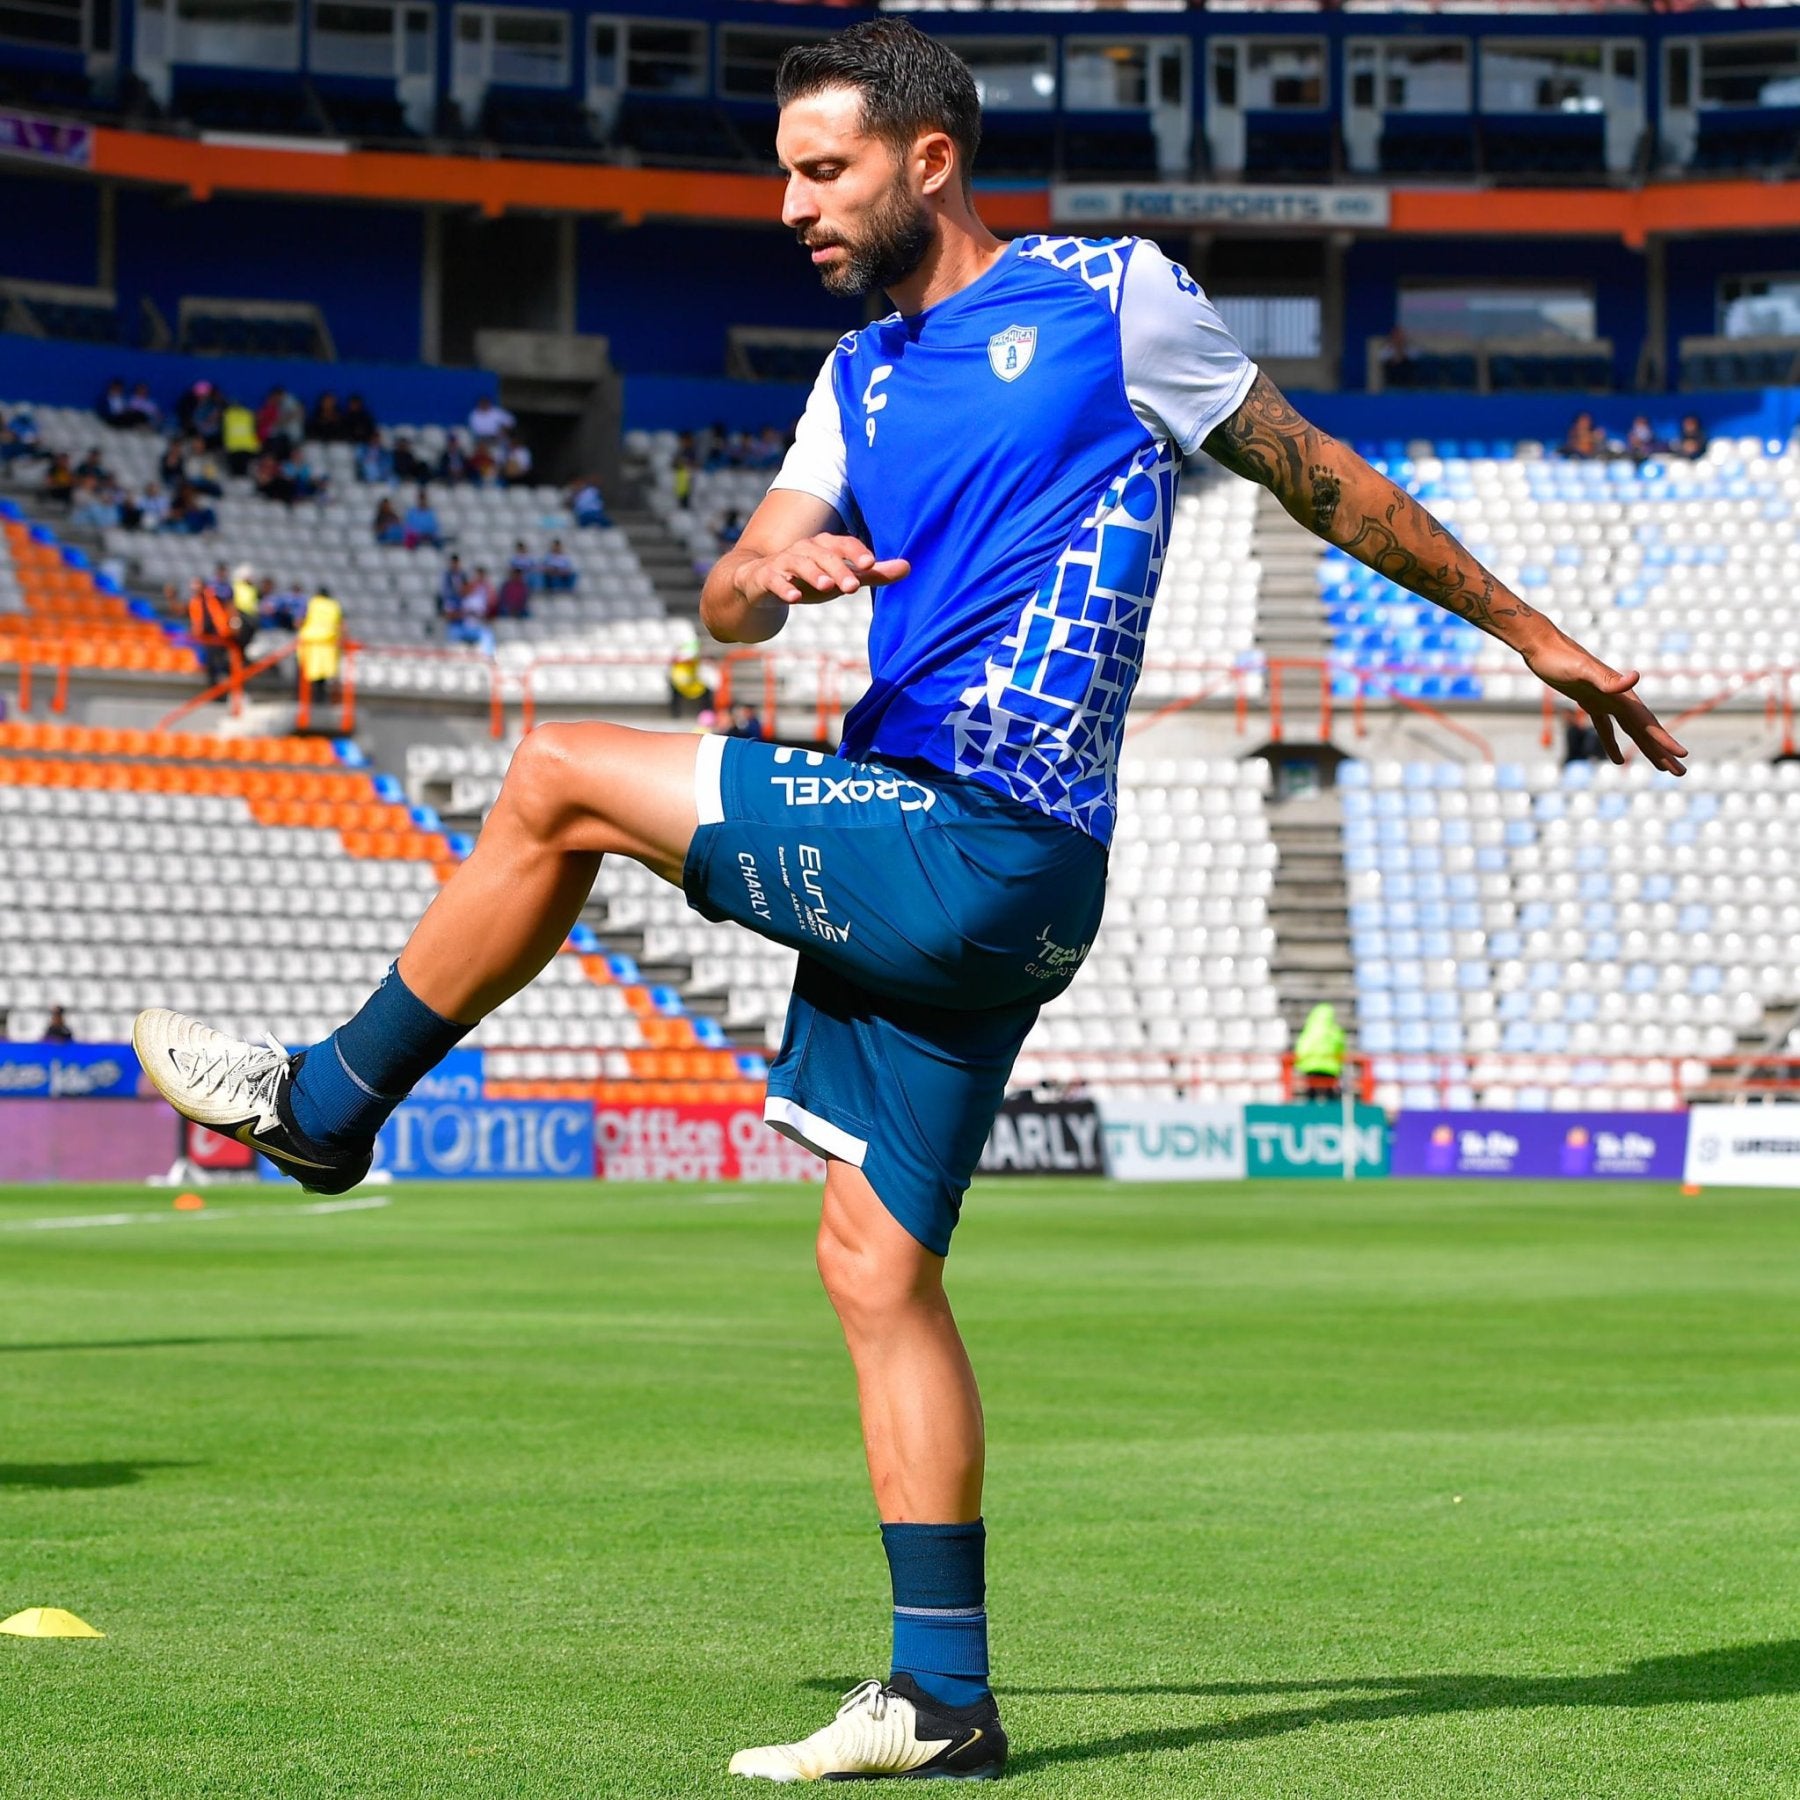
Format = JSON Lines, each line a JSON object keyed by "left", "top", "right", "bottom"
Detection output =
{"left": 540, "top": 538, "right": 576, "bottom": 592}
{"left": 98, "top": 378, "right": 132, "bottom": 427}
{"left": 125, "top": 382, "right": 161, "bottom": 430}
{"left": 1563, "top": 706, "right": 1604, "bottom": 765}
{"left": 307, "top": 391, "right": 346, "bottom": 442}
{"left": 1377, "top": 325, "right": 1416, "bottom": 388}
{"left": 468, "top": 394, "right": 515, "bottom": 445}
{"left": 750, "top": 425, "right": 785, "bottom": 469}
{"left": 164, "top": 482, "right": 216, "bottom": 535}
{"left": 75, "top": 446, "right": 111, "bottom": 484}
{"left": 263, "top": 576, "right": 307, "bottom": 632}
{"left": 117, "top": 486, "right": 146, "bottom": 531}
{"left": 501, "top": 437, "right": 533, "bottom": 486}
{"left": 42, "top": 1005, "right": 73, "bottom": 1044}
{"left": 437, "top": 554, "right": 467, "bottom": 619}
{"left": 178, "top": 379, "right": 224, "bottom": 447}
{"left": 404, "top": 486, "right": 443, "bottom": 550}
{"left": 297, "top": 585, "right": 344, "bottom": 706}
{"left": 507, "top": 540, "right": 537, "bottom": 585}
{"left": 222, "top": 396, "right": 261, "bottom": 476}
{"left": 70, "top": 475, "right": 120, "bottom": 531}
{"left": 133, "top": 482, "right": 168, "bottom": 531}
{"left": 446, "top": 567, "right": 496, "bottom": 656}
{"left": 1626, "top": 415, "right": 1662, "bottom": 462}
{"left": 1293, "top": 1003, "right": 1346, "bottom": 1102}
{"left": 468, "top": 438, "right": 498, "bottom": 488}
{"left": 373, "top": 496, "right": 405, "bottom": 545}
{"left": 0, "top": 1006, "right": 9, "bottom": 1040}
{"left": 1561, "top": 411, "right": 1604, "bottom": 460}
{"left": 727, "top": 701, "right": 764, "bottom": 740}
{"left": 391, "top": 433, "right": 427, "bottom": 484}
{"left": 356, "top": 435, "right": 394, "bottom": 485}
{"left": 0, "top": 406, "right": 40, "bottom": 464}
{"left": 252, "top": 451, "right": 297, "bottom": 507}
{"left": 41, "top": 451, "right": 74, "bottom": 507}
{"left": 187, "top": 576, "right": 237, "bottom": 684}
{"left": 566, "top": 475, "right": 612, "bottom": 529}
{"left": 342, "top": 393, "right": 377, "bottom": 445}
{"left": 257, "top": 385, "right": 306, "bottom": 460}
{"left": 715, "top": 509, "right": 744, "bottom": 553}
{"left": 230, "top": 561, "right": 261, "bottom": 630}
{"left": 667, "top": 631, "right": 712, "bottom": 718}
{"left": 437, "top": 432, "right": 472, "bottom": 486}
{"left": 1674, "top": 413, "right": 1708, "bottom": 460}
{"left": 672, "top": 451, "right": 694, "bottom": 512}
{"left": 496, "top": 564, "right": 531, "bottom": 620}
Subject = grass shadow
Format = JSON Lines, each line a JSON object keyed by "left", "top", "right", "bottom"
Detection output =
{"left": 0, "top": 1461, "right": 200, "bottom": 1491}
{"left": 1002, "top": 1641, "right": 1800, "bottom": 1772}
{"left": 0, "top": 1335, "right": 331, "bottom": 1355}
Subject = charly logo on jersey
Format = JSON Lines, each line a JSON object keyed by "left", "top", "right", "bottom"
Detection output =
{"left": 987, "top": 325, "right": 1037, "bottom": 383}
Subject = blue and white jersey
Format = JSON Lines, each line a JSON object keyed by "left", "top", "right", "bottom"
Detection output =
{"left": 772, "top": 234, "right": 1255, "bottom": 845}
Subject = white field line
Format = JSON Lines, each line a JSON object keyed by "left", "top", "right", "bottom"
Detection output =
{"left": 0, "top": 1195, "right": 392, "bottom": 1232}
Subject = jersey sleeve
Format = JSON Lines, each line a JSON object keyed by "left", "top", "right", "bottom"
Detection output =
{"left": 769, "top": 351, "right": 853, "bottom": 521}
{"left": 1118, "top": 240, "right": 1259, "bottom": 456}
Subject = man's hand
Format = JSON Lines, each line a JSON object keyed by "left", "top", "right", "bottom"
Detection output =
{"left": 1203, "top": 372, "right": 1690, "bottom": 776}
{"left": 1522, "top": 636, "right": 1688, "bottom": 776}
{"left": 735, "top": 533, "right": 910, "bottom": 607}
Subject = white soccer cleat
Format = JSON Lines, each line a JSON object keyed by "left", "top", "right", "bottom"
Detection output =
{"left": 132, "top": 1009, "right": 371, "bottom": 1195}
{"left": 728, "top": 1675, "right": 1005, "bottom": 1782}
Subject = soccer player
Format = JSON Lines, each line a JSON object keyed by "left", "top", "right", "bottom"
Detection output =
{"left": 136, "top": 19, "right": 1688, "bottom": 1782}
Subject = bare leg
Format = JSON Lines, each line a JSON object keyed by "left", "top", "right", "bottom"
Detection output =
{"left": 397, "top": 722, "right": 702, "bottom": 1024}
{"left": 815, "top": 1160, "right": 984, "bottom": 1522}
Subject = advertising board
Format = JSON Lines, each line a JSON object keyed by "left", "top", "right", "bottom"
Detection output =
{"left": 1098, "top": 1100, "right": 1246, "bottom": 1182}
{"left": 1244, "top": 1104, "right": 1390, "bottom": 1178}
{"left": 595, "top": 1103, "right": 826, "bottom": 1182}
{"left": 1393, "top": 1111, "right": 1688, "bottom": 1180}
{"left": 0, "top": 1042, "right": 144, "bottom": 1101}
{"left": 979, "top": 1097, "right": 1106, "bottom": 1177}
{"left": 1, "top": 1098, "right": 176, "bottom": 1180}
{"left": 373, "top": 1099, "right": 594, "bottom": 1180}
{"left": 1682, "top": 1104, "right": 1800, "bottom": 1189}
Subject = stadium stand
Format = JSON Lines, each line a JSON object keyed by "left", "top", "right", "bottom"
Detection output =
{"left": 1322, "top": 436, "right": 1800, "bottom": 707}
{"left": 1343, "top": 755, "right": 1800, "bottom": 1115}
{"left": 0, "top": 719, "right": 764, "bottom": 1101}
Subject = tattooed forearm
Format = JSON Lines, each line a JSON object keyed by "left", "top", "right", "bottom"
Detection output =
{"left": 1202, "top": 371, "right": 1543, "bottom": 647}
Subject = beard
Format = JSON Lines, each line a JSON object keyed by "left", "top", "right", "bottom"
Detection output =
{"left": 802, "top": 171, "right": 933, "bottom": 299}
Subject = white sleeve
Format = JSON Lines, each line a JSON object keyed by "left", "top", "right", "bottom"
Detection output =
{"left": 1118, "top": 240, "right": 1258, "bottom": 456}
{"left": 769, "top": 352, "right": 852, "bottom": 521}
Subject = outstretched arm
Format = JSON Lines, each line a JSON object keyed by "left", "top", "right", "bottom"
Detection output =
{"left": 1202, "top": 372, "right": 1687, "bottom": 775}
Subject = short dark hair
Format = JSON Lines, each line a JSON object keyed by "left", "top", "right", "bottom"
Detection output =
{"left": 776, "top": 19, "right": 981, "bottom": 188}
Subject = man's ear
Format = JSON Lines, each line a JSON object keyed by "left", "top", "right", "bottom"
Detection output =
{"left": 916, "top": 130, "right": 958, "bottom": 199}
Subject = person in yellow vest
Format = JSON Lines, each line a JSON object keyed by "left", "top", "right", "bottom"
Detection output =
{"left": 666, "top": 631, "right": 712, "bottom": 719}
{"left": 221, "top": 397, "right": 260, "bottom": 476}
{"left": 229, "top": 561, "right": 260, "bottom": 657}
{"left": 1294, "top": 1001, "right": 1347, "bottom": 1103}
{"left": 297, "top": 585, "right": 343, "bottom": 706}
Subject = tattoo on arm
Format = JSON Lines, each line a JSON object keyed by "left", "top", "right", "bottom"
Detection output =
{"left": 1202, "top": 370, "right": 1537, "bottom": 640}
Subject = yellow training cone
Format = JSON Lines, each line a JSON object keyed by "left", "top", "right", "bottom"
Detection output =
{"left": 0, "top": 1608, "right": 104, "bottom": 1638}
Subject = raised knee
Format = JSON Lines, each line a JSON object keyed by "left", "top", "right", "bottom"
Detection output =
{"left": 500, "top": 723, "right": 600, "bottom": 844}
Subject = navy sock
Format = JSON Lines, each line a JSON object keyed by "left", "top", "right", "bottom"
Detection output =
{"left": 882, "top": 1520, "right": 990, "bottom": 1710}
{"left": 287, "top": 963, "right": 471, "bottom": 1151}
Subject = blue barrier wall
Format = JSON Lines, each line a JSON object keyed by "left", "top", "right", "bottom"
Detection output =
{"left": 114, "top": 192, "right": 426, "bottom": 365}
{"left": 0, "top": 333, "right": 499, "bottom": 427}
{"left": 578, "top": 221, "right": 860, "bottom": 377}
{"left": 0, "top": 171, "right": 99, "bottom": 287}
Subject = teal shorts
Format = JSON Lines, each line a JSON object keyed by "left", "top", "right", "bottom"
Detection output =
{"left": 682, "top": 737, "right": 1106, "bottom": 1254}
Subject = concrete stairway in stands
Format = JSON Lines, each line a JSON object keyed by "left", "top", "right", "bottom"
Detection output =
{"left": 1252, "top": 487, "right": 1330, "bottom": 668}
{"left": 609, "top": 488, "right": 704, "bottom": 620}
{"left": 1267, "top": 787, "right": 1356, "bottom": 1038}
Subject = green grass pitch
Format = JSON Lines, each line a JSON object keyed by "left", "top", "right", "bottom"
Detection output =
{"left": 3, "top": 1175, "right": 1799, "bottom": 1797}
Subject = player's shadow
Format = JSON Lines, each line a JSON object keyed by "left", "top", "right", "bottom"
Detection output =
{"left": 997, "top": 1641, "right": 1800, "bottom": 1772}
{"left": 0, "top": 1460, "right": 199, "bottom": 1491}
{"left": 0, "top": 1334, "right": 329, "bottom": 1354}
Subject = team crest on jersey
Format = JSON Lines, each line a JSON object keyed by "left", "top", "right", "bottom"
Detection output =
{"left": 987, "top": 325, "right": 1037, "bottom": 383}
